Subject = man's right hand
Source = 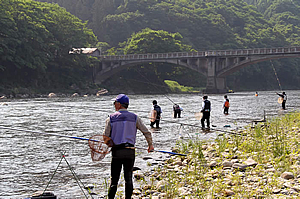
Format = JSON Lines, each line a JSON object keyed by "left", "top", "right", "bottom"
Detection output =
{"left": 148, "top": 145, "right": 154, "bottom": 153}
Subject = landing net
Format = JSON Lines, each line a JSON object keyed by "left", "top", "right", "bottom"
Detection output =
{"left": 88, "top": 135, "right": 112, "bottom": 161}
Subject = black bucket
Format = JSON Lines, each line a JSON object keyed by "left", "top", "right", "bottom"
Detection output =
{"left": 30, "top": 192, "right": 57, "bottom": 199}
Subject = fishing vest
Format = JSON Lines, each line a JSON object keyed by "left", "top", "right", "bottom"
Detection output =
{"left": 110, "top": 111, "right": 137, "bottom": 146}
{"left": 283, "top": 94, "right": 287, "bottom": 101}
{"left": 203, "top": 100, "right": 211, "bottom": 112}
{"left": 153, "top": 104, "right": 162, "bottom": 117}
{"left": 174, "top": 104, "right": 180, "bottom": 110}
{"left": 224, "top": 99, "right": 230, "bottom": 108}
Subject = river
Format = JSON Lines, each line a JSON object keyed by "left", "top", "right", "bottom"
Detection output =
{"left": 0, "top": 90, "right": 299, "bottom": 198}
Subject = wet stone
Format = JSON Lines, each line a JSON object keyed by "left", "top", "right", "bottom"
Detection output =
{"left": 224, "top": 189, "right": 235, "bottom": 196}
{"left": 244, "top": 158, "right": 258, "bottom": 167}
{"left": 209, "top": 160, "right": 218, "bottom": 168}
{"left": 84, "top": 184, "right": 94, "bottom": 190}
{"left": 232, "top": 163, "right": 247, "bottom": 170}
{"left": 133, "top": 167, "right": 141, "bottom": 171}
{"left": 173, "top": 160, "right": 183, "bottom": 166}
{"left": 142, "top": 184, "right": 152, "bottom": 190}
{"left": 292, "top": 186, "right": 300, "bottom": 192}
{"left": 273, "top": 189, "right": 281, "bottom": 194}
{"left": 281, "top": 172, "right": 294, "bottom": 180}
{"left": 222, "top": 160, "right": 233, "bottom": 167}
{"left": 134, "top": 173, "right": 145, "bottom": 180}
{"left": 132, "top": 189, "right": 141, "bottom": 195}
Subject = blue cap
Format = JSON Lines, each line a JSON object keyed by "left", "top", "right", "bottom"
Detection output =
{"left": 115, "top": 94, "right": 129, "bottom": 104}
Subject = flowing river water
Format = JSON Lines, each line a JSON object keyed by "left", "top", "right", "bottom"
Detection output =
{"left": 0, "top": 90, "right": 300, "bottom": 198}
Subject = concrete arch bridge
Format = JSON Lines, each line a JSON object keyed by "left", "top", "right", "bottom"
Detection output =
{"left": 94, "top": 46, "right": 300, "bottom": 93}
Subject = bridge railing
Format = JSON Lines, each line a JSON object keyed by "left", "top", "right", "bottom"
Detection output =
{"left": 100, "top": 46, "right": 300, "bottom": 61}
{"left": 100, "top": 51, "right": 207, "bottom": 60}
{"left": 205, "top": 47, "right": 300, "bottom": 56}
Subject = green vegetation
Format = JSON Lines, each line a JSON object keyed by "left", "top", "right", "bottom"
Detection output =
{"left": 1, "top": 0, "right": 300, "bottom": 95}
{"left": 134, "top": 112, "right": 300, "bottom": 198}
{"left": 122, "top": 28, "right": 194, "bottom": 54}
{"left": 0, "top": 0, "right": 97, "bottom": 95}
{"left": 164, "top": 80, "right": 200, "bottom": 92}
{"left": 37, "top": 0, "right": 300, "bottom": 92}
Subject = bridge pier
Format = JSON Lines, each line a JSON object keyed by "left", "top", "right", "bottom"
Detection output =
{"left": 203, "top": 57, "right": 227, "bottom": 94}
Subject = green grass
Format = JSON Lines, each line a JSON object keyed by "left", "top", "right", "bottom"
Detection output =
{"left": 164, "top": 80, "right": 201, "bottom": 93}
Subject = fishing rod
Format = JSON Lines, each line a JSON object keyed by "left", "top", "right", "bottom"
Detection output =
{"left": 135, "top": 69, "right": 176, "bottom": 104}
{"left": 270, "top": 60, "right": 282, "bottom": 91}
{"left": 87, "top": 107, "right": 238, "bottom": 135}
{"left": 126, "top": 146, "right": 187, "bottom": 156}
{"left": 0, "top": 126, "right": 98, "bottom": 142}
{"left": 86, "top": 107, "right": 204, "bottom": 128}
{"left": 0, "top": 126, "right": 187, "bottom": 156}
{"left": 122, "top": 78, "right": 172, "bottom": 90}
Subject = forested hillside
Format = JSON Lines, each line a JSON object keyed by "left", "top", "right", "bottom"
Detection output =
{"left": 36, "top": 0, "right": 300, "bottom": 92}
{"left": 0, "top": 0, "right": 98, "bottom": 96}
{"left": 1, "top": 0, "right": 300, "bottom": 96}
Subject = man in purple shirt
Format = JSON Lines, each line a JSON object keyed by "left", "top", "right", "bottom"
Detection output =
{"left": 103, "top": 94, "right": 154, "bottom": 199}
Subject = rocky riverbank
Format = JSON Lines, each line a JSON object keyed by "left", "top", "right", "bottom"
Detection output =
{"left": 129, "top": 112, "right": 300, "bottom": 198}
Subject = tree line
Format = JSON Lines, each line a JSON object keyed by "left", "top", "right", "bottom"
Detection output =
{"left": 0, "top": 0, "right": 98, "bottom": 96}
{"left": 1, "top": 0, "right": 300, "bottom": 95}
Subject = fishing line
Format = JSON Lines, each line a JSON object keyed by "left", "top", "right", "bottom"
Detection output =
{"left": 122, "top": 77, "right": 172, "bottom": 90}
{"left": 89, "top": 107, "right": 203, "bottom": 128}
{"left": 86, "top": 107, "right": 239, "bottom": 135}
{"left": 0, "top": 126, "right": 187, "bottom": 156}
{"left": 135, "top": 68, "right": 176, "bottom": 104}
{"left": 270, "top": 60, "right": 282, "bottom": 91}
{"left": 43, "top": 151, "right": 92, "bottom": 199}
{"left": 60, "top": 151, "right": 91, "bottom": 199}
{"left": 0, "top": 126, "right": 99, "bottom": 142}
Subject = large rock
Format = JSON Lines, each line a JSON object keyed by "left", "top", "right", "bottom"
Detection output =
{"left": 232, "top": 163, "right": 247, "bottom": 170}
{"left": 281, "top": 172, "right": 294, "bottom": 180}
{"left": 224, "top": 189, "right": 235, "bottom": 196}
{"left": 209, "top": 160, "right": 218, "bottom": 168}
{"left": 156, "top": 180, "right": 167, "bottom": 191}
{"left": 48, "top": 93, "right": 56, "bottom": 98}
{"left": 178, "top": 187, "right": 192, "bottom": 196}
{"left": 134, "top": 173, "right": 145, "bottom": 180}
{"left": 243, "top": 158, "right": 258, "bottom": 167}
{"left": 222, "top": 160, "right": 233, "bottom": 167}
{"left": 71, "top": 93, "right": 79, "bottom": 97}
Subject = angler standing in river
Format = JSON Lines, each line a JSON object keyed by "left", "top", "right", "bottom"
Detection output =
{"left": 223, "top": 95, "right": 230, "bottom": 115}
{"left": 150, "top": 100, "right": 162, "bottom": 128}
{"left": 103, "top": 94, "right": 154, "bottom": 199}
{"left": 201, "top": 95, "right": 211, "bottom": 130}
{"left": 276, "top": 91, "right": 287, "bottom": 110}
{"left": 173, "top": 103, "right": 182, "bottom": 118}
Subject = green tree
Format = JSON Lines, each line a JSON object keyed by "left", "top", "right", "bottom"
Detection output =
{"left": 123, "top": 28, "right": 194, "bottom": 54}
{"left": 0, "top": 0, "right": 97, "bottom": 94}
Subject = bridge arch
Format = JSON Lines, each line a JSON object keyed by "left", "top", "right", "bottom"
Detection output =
{"left": 216, "top": 54, "right": 300, "bottom": 77}
{"left": 93, "top": 46, "right": 300, "bottom": 93}
{"left": 95, "top": 58, "right": 207, "bottom": 84}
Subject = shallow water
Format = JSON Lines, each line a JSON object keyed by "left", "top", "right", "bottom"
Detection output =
{"left": 0, "top": 90, "right": 299, "bottom": 198}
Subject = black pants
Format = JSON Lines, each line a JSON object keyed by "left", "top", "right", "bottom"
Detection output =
{"left": 108, "top": 148, "right": 135, "bottom": 199}
{"left": 150, "top": 119, "right": 160, "bottom": 128}
{"left": 282, "top": 100, "right": 286, "bottom": 110}
{"left": 201, "top": 112, "right": 210, "bottom": 128}
{"left": 224, "top": 107, "right": 229, "bottom": 114}
{"left": 174, "top": 110, "right": 181, "bottom": 118}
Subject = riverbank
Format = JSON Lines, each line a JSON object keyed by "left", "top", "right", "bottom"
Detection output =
{"left": 130, "top": 111, "right": 300, "bottom": 198}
